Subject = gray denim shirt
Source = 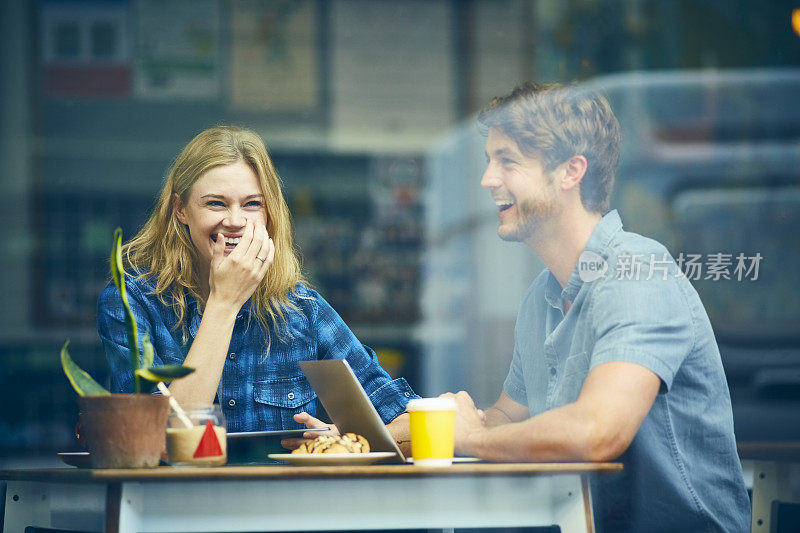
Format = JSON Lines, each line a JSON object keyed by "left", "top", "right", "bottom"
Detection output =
{"left": 504, "top": 210, "right": 750, "bottom": 533}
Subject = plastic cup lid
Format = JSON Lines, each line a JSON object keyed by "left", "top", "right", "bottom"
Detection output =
{"left": 406, "top": 397, "right": 457, "bottom": 411}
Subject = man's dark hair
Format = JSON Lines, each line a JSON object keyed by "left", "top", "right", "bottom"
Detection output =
{"left": 478, "top": 82, "right": 621, "bottom": 213}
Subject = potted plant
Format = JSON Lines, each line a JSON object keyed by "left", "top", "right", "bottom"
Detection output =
{"left": 60, "top": 228, "right": 194, "bottom": 468}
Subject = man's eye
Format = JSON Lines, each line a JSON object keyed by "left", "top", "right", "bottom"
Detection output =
{"left": 502, "top": 158, "right": 516, "bottom": 166}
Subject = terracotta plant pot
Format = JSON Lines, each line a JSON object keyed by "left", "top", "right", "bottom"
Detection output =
{"left": 78, "top": 394, "right": 170, "bottom": 469}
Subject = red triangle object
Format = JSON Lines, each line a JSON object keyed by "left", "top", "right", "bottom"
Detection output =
{"left": 194, "top": 420, "right": 223, "bottom": 458}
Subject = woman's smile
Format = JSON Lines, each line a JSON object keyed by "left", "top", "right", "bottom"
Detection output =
{"left": 176, "top": 159, "right": 267, "bottom": 264}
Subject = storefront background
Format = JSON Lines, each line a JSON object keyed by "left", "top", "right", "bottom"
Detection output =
{"left": 1, "top": 0, "right": 798, "bottom": 460}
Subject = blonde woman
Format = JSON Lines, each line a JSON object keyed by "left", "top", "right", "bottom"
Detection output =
{"left": 97, "top": 126, "right": 417, "bottom": 437}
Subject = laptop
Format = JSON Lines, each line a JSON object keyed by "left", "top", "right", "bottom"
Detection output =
{"left": 299, "top": 359, "right": 406, "bottom": 463}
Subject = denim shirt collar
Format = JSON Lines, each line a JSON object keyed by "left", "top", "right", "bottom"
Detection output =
{"left": 544, "top": 209, "right": 624, "bottom": 311}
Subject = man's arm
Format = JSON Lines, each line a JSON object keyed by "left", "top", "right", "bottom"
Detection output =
{"left": 482, "top": 391, "right": 530, "bottom": 427}
{"left": 450, "top": 361, "right": 661, "bottom": 462}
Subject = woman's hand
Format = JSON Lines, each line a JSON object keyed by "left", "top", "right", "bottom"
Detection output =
{"left": 208, "top": 220, "right": 274, "bottom": 310}
{"left": 280, "top": 412, "right": 339, "bottom": 450}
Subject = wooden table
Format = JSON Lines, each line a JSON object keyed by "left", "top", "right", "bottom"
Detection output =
{"left": 2, "top": 462, "right": 621, "bottom": 533}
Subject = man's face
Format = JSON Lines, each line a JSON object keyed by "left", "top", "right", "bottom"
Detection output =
{"left": 481, "top": 128, "right": 560, "bottom": 242}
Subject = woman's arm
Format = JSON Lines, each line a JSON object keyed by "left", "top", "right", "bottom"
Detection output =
{"left": 168, "top": 221, "right": 273, "bottom": 406}
{"left": 311, "top": 291, "right": 419, "bottom": 423}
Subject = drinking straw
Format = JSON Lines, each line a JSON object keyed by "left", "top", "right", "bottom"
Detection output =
{"left": 157, "top": 383, "right": 193, "bottom": 429}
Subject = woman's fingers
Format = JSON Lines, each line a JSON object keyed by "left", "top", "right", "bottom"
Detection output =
{"left": 208, "top": 221, "right": 271, "bottom": 308}
{"left": 293, "top": 412, "right": 326, "bottom": 429}
{"left": 293, "top": 412, "right": 339, "bottom": 437}
{"left": 256, "top": 237, "right": 274, "bottom": 274}
{"left": 211, "top": 232, "right": 225, "bottom": 267}
{"left": 227, "top": 219, "right": 255, "bottom": 260}
{"left": 280, "top": 437, "right": 306, "bottom": 451}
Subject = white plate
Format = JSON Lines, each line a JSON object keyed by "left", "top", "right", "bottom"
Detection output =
{"left": 268, "top": 451, "right": 397, "bottom": 466}
{"left": 58, "top": 452, "right": 91, "bottom": 468}
{"left": 405, "top": 456, "right": 482, "bottom": 464}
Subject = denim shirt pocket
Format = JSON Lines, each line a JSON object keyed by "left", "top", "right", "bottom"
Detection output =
{"left": 253, "top": 375, "right": 318, "bottom": 428}
{"left": 558, "top": 351, "right": 590, "bottom": 404}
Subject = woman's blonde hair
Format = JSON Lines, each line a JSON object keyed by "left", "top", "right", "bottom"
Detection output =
{"left": 123, "top": 126, "right": 305, "bottom": 341}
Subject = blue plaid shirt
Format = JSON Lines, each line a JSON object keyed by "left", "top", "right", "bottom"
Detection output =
{"left": 97, "top": 277, "right": 417, "bottom": 432}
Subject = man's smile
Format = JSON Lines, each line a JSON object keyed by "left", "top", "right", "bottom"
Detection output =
{"left": 494, "top": 198, "right": 515, "bottom": 213}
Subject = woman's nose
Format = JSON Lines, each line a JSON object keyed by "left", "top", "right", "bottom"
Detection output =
{"left": 224, "top": 207, "right": 246, "bottom": 227}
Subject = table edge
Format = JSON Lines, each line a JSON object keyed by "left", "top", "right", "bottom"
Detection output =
{"left": 0, "top": 462, "right": 623, "bottom": 483}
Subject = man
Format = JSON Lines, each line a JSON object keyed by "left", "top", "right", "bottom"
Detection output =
{"left": 445, "top": 82, "right": 750, "bottom": 532}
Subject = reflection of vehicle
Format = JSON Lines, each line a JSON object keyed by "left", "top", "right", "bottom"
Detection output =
{"left": 423, "top": 69, "right": 800, "bottom": 440}
{"left": 603, "top": 69, "right": 800, "bottom": 440}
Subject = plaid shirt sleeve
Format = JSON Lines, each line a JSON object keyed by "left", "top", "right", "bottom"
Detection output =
{"left": 307, "top": 287, "right": 419, "bottom": 423}
{"left": 97, "top": 279, "right": 166, "bottom": 393}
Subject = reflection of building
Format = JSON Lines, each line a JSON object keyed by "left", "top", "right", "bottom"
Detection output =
{"left": 423, "top": 69, "right": 800, "bottom": 440}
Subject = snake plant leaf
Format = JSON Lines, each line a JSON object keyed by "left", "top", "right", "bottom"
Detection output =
{"left": 135, "top": 365, "right": 195, "bottom": 383}
{"left": 111, "top": 227, "right": 141, "bottom": 391}
{"left": 142, "top": 333, "right": 154, "bottom": 370}
{"left": 110, "top": 228, "right": 123, "bottom": 297}
{"left": 60, "top": 341, "right": 110, "bottom": 397}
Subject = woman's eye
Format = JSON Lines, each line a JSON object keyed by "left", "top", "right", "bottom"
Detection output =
{"left": 206, "top": 200, "right": 225, "bottom": 207}
{"left": 245, "top": 201, "right": 263, "bottom": 208}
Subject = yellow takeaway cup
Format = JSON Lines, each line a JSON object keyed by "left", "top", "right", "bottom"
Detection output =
{"left": 407, "top": 397, "right": 457, "bottom": 466}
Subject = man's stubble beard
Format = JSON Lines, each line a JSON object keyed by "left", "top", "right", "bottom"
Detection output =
{"left": 498, "top": 193, "right": 559, "bottom": 243}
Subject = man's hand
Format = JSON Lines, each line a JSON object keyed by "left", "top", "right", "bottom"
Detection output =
{"left": 280, "top": 412, "right": 339, "bottom": 451}
{"left": 439, "top": 391, "right": 487, "bottom": 456}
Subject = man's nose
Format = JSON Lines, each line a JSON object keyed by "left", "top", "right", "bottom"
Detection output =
{"left": 481, "top": 164, "right": 500, "bottom": 189}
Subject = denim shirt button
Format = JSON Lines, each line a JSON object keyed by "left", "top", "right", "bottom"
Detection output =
{"left": 228, "top": 399, "right": 236, "bottom": 407}
{"left": 550, "top": 367, "right": 557, "bottom": 376}
{"left": 287, "top": 392, "right": 295, "bottom": 400}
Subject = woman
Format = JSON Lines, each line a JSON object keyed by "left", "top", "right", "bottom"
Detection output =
{"left": 97, "top": 126, "right": 417, "bottom": 437}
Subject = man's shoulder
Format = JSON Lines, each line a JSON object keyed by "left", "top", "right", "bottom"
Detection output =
{"left": 605, "top": 228, "right": 671, "bottom": 262}
{"left": 585, "top": 227, "right": 705, "bottom": 328}
{"left": 597, "top": 228, "right": 688, "bottom": 284}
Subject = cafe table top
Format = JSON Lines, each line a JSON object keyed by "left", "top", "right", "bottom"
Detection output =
{"left": 737, "top": 441, "right": 800, "bottom": 462}
{"left": 0, "top": 461, "right": 623, "bottom": 483}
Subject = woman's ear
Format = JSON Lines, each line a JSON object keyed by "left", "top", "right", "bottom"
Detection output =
{"left": 173, "top": 193, "right": 188, "bottom": 225}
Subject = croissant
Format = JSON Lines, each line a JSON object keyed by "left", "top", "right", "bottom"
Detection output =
{"left": 291, "top": 433, "right": 370, "bottom": 454}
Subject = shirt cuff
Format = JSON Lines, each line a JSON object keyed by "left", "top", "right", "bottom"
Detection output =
{"left": 368, "top": 378, "right": 419, "bottom": 424}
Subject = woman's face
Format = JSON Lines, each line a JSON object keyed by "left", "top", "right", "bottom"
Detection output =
{"left": 176, "top": 159, "right": 268, "bottom": 268}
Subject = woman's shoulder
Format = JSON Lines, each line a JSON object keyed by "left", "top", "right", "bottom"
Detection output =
{"left": 286, "top": 282, "right": 329, "bottom": 319}
{"left": 288, "top": 282, "right": 321, "bottom": 302}
{"left": 98, "top": 270, "right": 158, "bottom": 304}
